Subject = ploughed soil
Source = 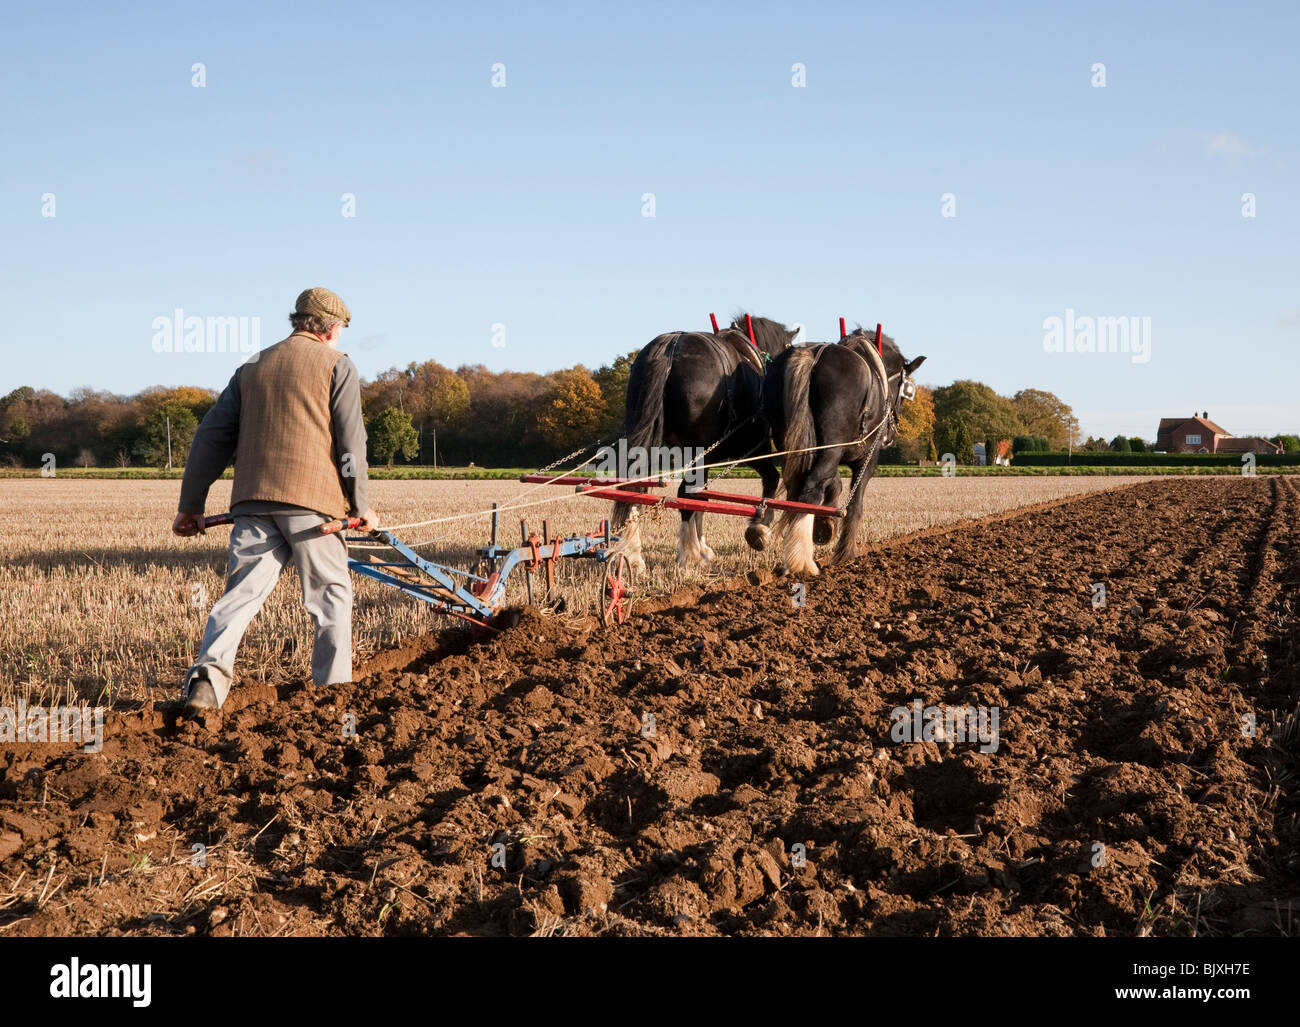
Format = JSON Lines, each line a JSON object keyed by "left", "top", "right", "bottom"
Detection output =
{"left": 3, "top": 477, "right": 1298, "bottom": 936}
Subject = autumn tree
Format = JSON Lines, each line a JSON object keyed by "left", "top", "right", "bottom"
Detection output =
{"left": 1011, "top": 388, "right": 1077, "bottom": 449}
{"left": 429, "top": 374, "right": 470, "bottom": 432}
{"left": 137, "top": 385, "right": 217, "bottom": 422}
{"left": 362, "top": 361, "right": 471, "bottom": 463}
{"left": 537, "top": 367, "right": 605, "bottom": 451}
{"left": 892, "top": 383, "right": 935, "bottom": 463}
{"left": 451, "top": 365, "right": 552, "bottom": 466}
{"left": 407, "top": 361, "right": 469, "bottom": 444}
{"left": 360, "top": 367, "right": 411, "bottom": 420}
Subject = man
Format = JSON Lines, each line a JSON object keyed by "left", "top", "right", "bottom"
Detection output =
{"left": 173, "top": 287, "right": 379, "bottom": 714}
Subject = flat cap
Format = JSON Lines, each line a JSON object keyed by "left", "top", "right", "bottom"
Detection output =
{"left": 295, "top": 287, "right": 351, "bottom": 327}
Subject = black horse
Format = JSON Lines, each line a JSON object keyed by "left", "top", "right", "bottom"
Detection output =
{"left": 760, "top": 325, "right": 925, "bottom": 575}
{"left": 613, "top": 314, "right": 798, "bottom": 569}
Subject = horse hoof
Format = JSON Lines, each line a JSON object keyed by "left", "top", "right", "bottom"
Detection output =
{"left": 812, "top": 518, "right": 833, "bottom": 545}
{"left": 745, "top": 524, "right": 769, "bottom": 551}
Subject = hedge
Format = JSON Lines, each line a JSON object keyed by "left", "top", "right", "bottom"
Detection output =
{"left": 1014, "top": 451, "right": 1300, "bottom": 467}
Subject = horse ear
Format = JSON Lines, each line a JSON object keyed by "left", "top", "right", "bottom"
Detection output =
{"left": 904, "top": 355, "right": 926, "bottom": 374}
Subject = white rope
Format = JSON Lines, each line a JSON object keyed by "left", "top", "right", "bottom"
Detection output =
{"left": 380, "top": 417, "right": 891, "bottom": 546}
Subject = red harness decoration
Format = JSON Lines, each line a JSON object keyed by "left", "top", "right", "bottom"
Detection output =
{"left": 876, "top": 322, "right": 883, "bottom": 355}
{"left": 709, "top": 312, "right": 720, "bottom": 334}
{"left": 745, "top": 313, "right": 757, "bottom": 349}
{"left": 839, "top": 317, "right": 846, "bottom": 339}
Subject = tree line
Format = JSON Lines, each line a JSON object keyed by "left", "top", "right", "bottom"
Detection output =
{"left": 0, "top": 355, "right": 637, "bottom": 471}
{"left": 887, "top": 382, "right": 1082, "bottom": 464}
{"left": 4, "top": 360, "right": 1293, "bottom": 471}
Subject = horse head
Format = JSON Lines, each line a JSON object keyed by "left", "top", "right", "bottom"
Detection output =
{"left": 841, "top": 325, "right": 925, "bottom": 413}
{"left": 840, "top": 326, "right": 926, "bottom": 446}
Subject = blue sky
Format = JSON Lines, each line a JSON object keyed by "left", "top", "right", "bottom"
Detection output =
{"left": 2, "top": 0, "right": 1296, "bottom": 441}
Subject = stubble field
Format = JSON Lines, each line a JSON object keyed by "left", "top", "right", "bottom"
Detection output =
{"left": 0, "top": 475, "right": 1153, "bottom": 704}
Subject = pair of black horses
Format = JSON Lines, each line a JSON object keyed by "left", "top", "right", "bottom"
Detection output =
{"left": 611, "top": 315, "right": 926, "bottom": 577}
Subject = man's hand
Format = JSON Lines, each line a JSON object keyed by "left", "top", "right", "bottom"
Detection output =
{"left": 356, "top": 507, "right": 381, "bottom": 532}
{"left": 173, "top": 512, "right": 207, "bottom": 537}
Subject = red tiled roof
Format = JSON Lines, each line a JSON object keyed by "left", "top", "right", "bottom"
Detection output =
{"left": 1216, "top": 436, "right": 1282, "bottom": 454}
{"left": 1160, "top": 416, "right": 1230, "bottom": 437}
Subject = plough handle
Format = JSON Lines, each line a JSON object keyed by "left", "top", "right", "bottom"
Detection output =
{"left": 320, "top": 517, "right": 366, "bottom": 535}
{"left": 203, "top": 513, "right": 365, "bottom": 535}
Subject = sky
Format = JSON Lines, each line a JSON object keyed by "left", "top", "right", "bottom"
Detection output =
{"left": 1, "top": 0, "right": 1297, "bottom": 442}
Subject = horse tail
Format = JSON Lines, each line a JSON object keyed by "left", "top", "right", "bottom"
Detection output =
{"left": 626, "top": 335, "right": 676, "bottom": 455}
{"left": 780, "top": 345, "right": 819, "bottom": 482}
{"left": 612, "top": 334, "right": 677, "bottom": 530}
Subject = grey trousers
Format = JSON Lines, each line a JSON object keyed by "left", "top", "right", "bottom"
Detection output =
{"left": 185, "top": 512, "right": 353, "bottom": 707}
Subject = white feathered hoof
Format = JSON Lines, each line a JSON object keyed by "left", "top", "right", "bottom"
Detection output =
{"left": 745, "top": 522, "right": 770, "bottom": 551}
{"left": 676, "top": 520, "right": 706, "bottom": 567}
{"left": 781, "top": 515, "right": 820, "bottom": 576}
{"left": 698, "top": 534, "right": 716, "bottom": 562}
{"left": 784, "top": 554, "right": 821, "bottom": 577}
{"left": 621, "top": 515, "right": 646, "bottom": 575}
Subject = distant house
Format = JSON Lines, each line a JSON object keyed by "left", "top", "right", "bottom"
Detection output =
{"left": 972, "top": 440, "right": 1014, "bottom": 466}
{"left": 1155, "top": 412, "right": 1282, "bottom": 455}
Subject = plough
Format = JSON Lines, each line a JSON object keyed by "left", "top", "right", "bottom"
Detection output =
{"left": 202, "top": 494, "right": 636, "bottom": 631}
{"left": 199, "top": 313, "right": 886, "bottom": 629}
{"left": 201, "top": 470, "right": 836, "bottom": 632}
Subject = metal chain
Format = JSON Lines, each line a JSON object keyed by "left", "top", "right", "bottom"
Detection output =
{"left": 710, "top": 431, "right": 770, "bottom": 485}
{"left": 532, "top": 431, "right": 621, "bottom": 476}
{"left": 840, "top": 404, "right": 894, "bottom": 514}
{"left": 685, "top": 410, "right": 764, "bottom": 483}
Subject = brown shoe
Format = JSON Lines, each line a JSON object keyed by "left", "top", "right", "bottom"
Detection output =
{"left": 183, "top": 673, "right": 220, "bottom": 716}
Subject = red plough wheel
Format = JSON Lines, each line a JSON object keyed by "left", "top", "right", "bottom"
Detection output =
{"left": 602, "top": 552, "right": 632, "bottom": 627}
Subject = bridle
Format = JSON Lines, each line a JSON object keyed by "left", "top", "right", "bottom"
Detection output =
{"left": 896, "top": 370, "right": 917, "bottom": 403}
{"left": 878, "top": 366, "right": 917, "bottom": 448}
{"left": 854, "top": 334, "right": 916, "bottom": 439}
